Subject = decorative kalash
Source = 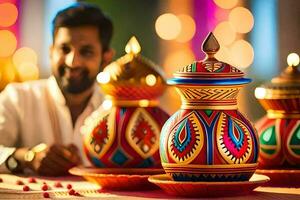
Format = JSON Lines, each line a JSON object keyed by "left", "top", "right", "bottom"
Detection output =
{"left": 254, "top": 53, "right": 300, "bottom": 186}
{"left": 81, "top": 36, "right": 169, "bottom": 169}
{"left": 159, "top": 32, "right": 259, "bottom": 182}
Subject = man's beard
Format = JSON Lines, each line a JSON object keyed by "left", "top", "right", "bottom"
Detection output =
{"left": 55, "top": 65, "right": 97, "bottom": 94}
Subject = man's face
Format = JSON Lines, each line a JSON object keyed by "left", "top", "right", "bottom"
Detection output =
{"left": 50, "top": 26, "right": 103, "bottom": 94}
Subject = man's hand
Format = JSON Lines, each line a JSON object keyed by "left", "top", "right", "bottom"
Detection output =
{"left": 27, "top": 144, "right": 81, "bottom": 176}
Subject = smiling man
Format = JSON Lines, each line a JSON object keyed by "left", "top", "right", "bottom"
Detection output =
{"left": 0, "top": 3, "right": 114, "bottom": 176}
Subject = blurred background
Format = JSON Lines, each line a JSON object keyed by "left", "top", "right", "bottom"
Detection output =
{"left": 0, "top": 0, "right": 299, "bottom": 122}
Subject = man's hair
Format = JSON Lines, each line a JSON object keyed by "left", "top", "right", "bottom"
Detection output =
{"left": 52, "top": 2, "right": 113, "bottom": 52}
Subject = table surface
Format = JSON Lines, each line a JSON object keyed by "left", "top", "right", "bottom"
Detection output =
{"left": 0, "top": 173, "right": 299, "bottom": 200}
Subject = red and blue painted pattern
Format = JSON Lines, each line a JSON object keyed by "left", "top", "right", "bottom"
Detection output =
{"left": 83, "top": 107, "right": 169, "bottom": 168}
{"left": 160, "top": 109, "right": 259, "bottom": 181}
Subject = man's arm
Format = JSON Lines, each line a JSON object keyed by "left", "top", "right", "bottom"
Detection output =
{"left": 0, "top": 85, "right": 81, "bottom": 176}
{"left": 0, "top": 85, "right": 20, "bottom": 146}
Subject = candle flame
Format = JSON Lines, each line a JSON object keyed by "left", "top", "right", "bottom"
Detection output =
{"left": 125, "top": 36, "right": 141, "bottom": 54}
{"left": 287, "top": 53, "right": 300, "bottom": 67}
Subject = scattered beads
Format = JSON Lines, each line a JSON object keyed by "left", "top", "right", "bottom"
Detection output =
{"left": 16, "top": 180, "right": 24, "bottom": 185}
{"left": 66, "top": 184, "right": 72, "bottom": 189}
{"left": 41, "top": 184, "right": 48, "bottom": 191}
{"left": 43, "top": 192, "right": 50, "bottom": 198}
{"left": 23, "top": 185, "right": 30, "bottom": 191}
{"left": 53, "top": 181, "right": 63, "bottom": 188}
{"left": 68, "top": 189, "right": 75, "bottom": 195}
{"left": 28, "top": 177, "right": 37, "bottom": 183}
{"left": 74, "top": 192, "right": 81, "bottom": 196}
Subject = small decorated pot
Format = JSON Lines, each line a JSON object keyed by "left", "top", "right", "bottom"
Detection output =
{"left": 160, "top": 32, "right": 259, "bottom": 182}
{"left": 82, "top": 37, "right": 169, "bottom": 168}
{"left": 255, "top": 54, "right": 300, "bottom": 168}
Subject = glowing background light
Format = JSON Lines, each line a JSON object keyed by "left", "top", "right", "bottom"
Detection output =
{"left": 215, "top": 45, "right": 232, "bottom": 64}
{"left": 145, "top": 74, "right": 157, "bottom": 86}
{"left": 0, "top": 3, "right": 18, "bottom": 27}
{"left": 13, "top": 47, "right": 38, "bottom": 67}
{"left": 164, "top": 48, "right": 195, "bottom": 77}
{"left": 176, "top": 14, "right": 196, "bottom": 42}
{"left": 0, "top": 30, "right": 17, "bottom": 57}
{"left": 229, "top": 7, "right": 254, "bottom": 33}
{"left": 0, "top": 61, "right": 16, "bottom": 90}
{"left": 213, "top": 21, "right": 236, "bottom": 45}
{"left": 287, "top": 53, "right": 300, "bottom": 66}
{"left": 155, "top": 13, "right": 181, "bottom": 40}
{"left": 250, "top": 0, "right": 278, "bottom": 79}
{"left": 230, "top": 40, "right": 254, "bottom": 68}
{"left": 213, "top": 0, "right": 238, "bottom": 9}
{"left": 16, "top": 62, "right": 39, "bottom": 81}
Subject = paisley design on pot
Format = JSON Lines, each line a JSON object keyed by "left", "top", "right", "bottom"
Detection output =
{"left": 126, "top": 108, "right": 160, "bottom": 159}
{"left": 83, "top": 108, "right": 116, "bottom": 161}
{"left": 168, "top": 111, "right": 204, "bottom": 164}
{"left": 217, "top": 112, "right": 253, "bottom": 164}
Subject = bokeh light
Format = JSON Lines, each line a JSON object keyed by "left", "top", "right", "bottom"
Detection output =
{"left": 287, "top": 53, "right": 300, "bottom": 66}
{"left": 213, "top": 0, "right": 238, "bottom": 9}
{"left": 0, "top": 3, "right": 18, "bottom": 27}
{"left": 229, "top": 7, "right": 254, "bottom": 33}
{"left": 214, "top": 9, "right": 229, "bottom": 21}
{"left": 176, "top": 14, "right": 196, "bottom": 42}
{"left": 16, "top": 62, "right": 39, "bottom": 81}
{"left": 0, "top": 61, "right": 16, "bottom": 90}
{"left": 13, "top": 47, "right": 38, "bottom": 68}
{"left": 213, "top": 21, "right": 236, "bottom": 46}
{"left": 230, "top": 40, "right": 254, "bottom": 68}
{"left": 155, "top": 13, "right": 181, "bottom": 40}
{"left": 215, "top": 45, "right": 232, "bottom": 65}
{"left": 0, "top": 30, "right": 17, "bottom": 57}
{"left": 164, "top": 48, "right": 195, "bottom": 77}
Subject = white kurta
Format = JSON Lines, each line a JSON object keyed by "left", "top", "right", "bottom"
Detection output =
{"left": 0, "top": 76, "right": 103, "bottom": 165}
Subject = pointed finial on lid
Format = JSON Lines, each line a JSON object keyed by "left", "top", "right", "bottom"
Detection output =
{"left": 202, "top": 32, "right": 220, "bottom": 59}
{"left": 125, "top": 36, "right": 141, "bottom": 55}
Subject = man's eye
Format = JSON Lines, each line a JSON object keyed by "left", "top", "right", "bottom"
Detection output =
{"left": 80, "top": 49, "right": 94, "bottom": 57}
{"left": 61, "top": 46, "right": 70, "bottom": 54}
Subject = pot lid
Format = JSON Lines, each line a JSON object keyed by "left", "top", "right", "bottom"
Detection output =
{"left": 96, "top": 36, "right": 166, "bottom": 100}
{"left": 168, "top": 32, "right": 250, "bottom": 85}
{"left": 255, "top": 53, "right": 300, "bottom": 100}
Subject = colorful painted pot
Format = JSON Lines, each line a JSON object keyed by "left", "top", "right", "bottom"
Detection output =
{"left": 255, "top": 56, "right": 300, "bottom": 168}
{"left": 160, "top": 33, "right": 259, "bottom": 182}
{"left": 81, "top": 37, "right": 169, "bottom": 168}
